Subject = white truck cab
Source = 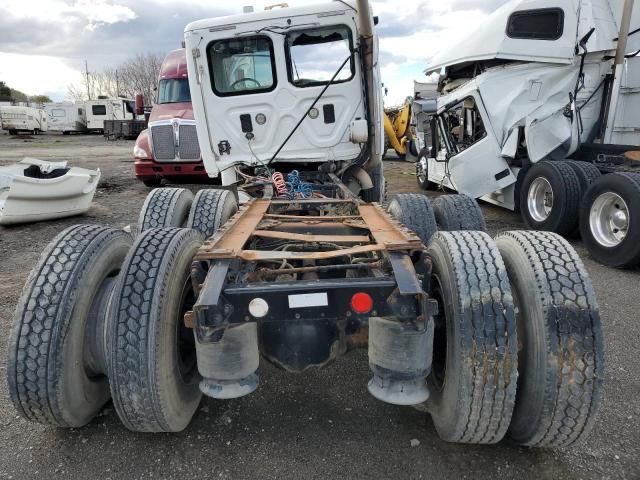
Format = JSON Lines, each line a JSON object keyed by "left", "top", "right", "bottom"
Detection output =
{"left": 419, "top": 0, "right": 640, "bottom": 210}
{"left": 184, "top": 1, "right": 383, "bottom": 188}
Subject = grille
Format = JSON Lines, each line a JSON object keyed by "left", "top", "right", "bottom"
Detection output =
{"left": 178, "top": 124, "right": 201, "bottom": 160}
{"left": 150, "top": 124, "right": 175, "bottom": 161}
{"left": 150, "top": 122, "right": 201, "bottom": 162}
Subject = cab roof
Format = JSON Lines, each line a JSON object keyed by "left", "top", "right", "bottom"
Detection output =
{"left": 184, "top": 1, "right": 357, "bottom": 33}
{"left": 424, "top": 0, "right": 640, "bottom": 76}
{"left": 160, "top": 48, "right": 188, "bottom": 79}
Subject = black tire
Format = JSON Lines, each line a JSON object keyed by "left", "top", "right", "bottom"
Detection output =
{"left": 107, "top": 228, "right": 203, "bottom": 432}
{"left": 579, "top": 172, "right": 640, "bottom": 268}
{"left": 520, "top": 161, "right": 581, "bottom": 236}
{"left": 9, "top": 129, "right": 16, "bottom": 135}
{"left": 426, "top": 231, "right": 518, "bottom": 444}
{"left": 432, "top": 194, "right": 486, "bottom": 231}
{"left": 142, "top": 178, "right": 162, "bottom": 188}
{"left": 416, "top": 147, "right": 438, "bottom": 191}
{"left": 564, "top": 161, "right": 601, "bottom": 238}
{"left": 361, "top": 162, "right": 386, "bottom": 202}
{"left": 565, "top": 160, "right": 602, "bottom": 193}
{"left": 387, "top": 193, "right": 437, "bottom": 245}
{"left": 62, "top": 131, "right": 70, "bottom": 135}
{"left": 496, "top": 231, "right": 604, "bottom": 447}
{"left": 7, "top": 225, "right": 132, "bottom": 427}
{"left": 187, "top": 189, "right": 238, "bottom": 238}
{"left": 137, "top": 187, "right": 193, "bottom": 234}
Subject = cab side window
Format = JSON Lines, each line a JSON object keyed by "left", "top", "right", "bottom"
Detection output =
{"left": 441, "top": 96, "right": 486, "bottom": 154}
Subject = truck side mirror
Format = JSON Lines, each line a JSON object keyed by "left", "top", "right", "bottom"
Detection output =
{"left": 135, "top": 94, "right": 144, "bottom": 116}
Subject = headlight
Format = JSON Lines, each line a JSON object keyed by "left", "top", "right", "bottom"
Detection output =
{"left": 133, "top": 144, "right": 150, "bottom": 158}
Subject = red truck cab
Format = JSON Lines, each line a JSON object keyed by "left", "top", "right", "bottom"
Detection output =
{"left": 134, "top": 49, "right": 209, "bottom": 187}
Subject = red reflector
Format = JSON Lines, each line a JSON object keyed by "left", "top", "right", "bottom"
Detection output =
{"left": 351, "top": 292, "right": 373, "bottom": 314}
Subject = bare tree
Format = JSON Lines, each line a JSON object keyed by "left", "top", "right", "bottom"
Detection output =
{"left": 67, "top": 52, "right": 163, "bottom": 105}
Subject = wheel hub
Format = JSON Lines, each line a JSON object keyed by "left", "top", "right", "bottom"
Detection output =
{"left": 589, "top": 192, "right": 629, "bottom": 247}
{"left": 84, "top": 275, "right": 118, "bottom": 378}
{"left": 527, "top": 177, "right": 554, "bottom": 222}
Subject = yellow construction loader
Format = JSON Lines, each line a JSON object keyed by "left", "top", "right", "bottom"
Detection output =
{"left": 383, "top": 96, "right": 417, "bottom": 160}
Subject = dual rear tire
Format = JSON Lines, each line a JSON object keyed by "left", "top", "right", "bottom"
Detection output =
{"left": 579, "top": 172, "right": 640, "bottom": 268}
{"left": 520, "top": 161, "right": 582, "bottom": 236}
{"left": 7, "top": 188, "right": 238, "bottom": 432}
{"left": 387, "top": 193, "right": 485, "bottom": 246}
{"left": 519, "top": 160, "right": 602, "bottom": 236}
{"left": 392, "top": 196, "right": 604, "bottom": 447}
{"left": 425, "top": 230, "right": 604, "bottom": 447}
{"left": 137, "top": 187, "right": 238, "bottom": 239}
{"left": 6, "top": 225, "right": 204, "bottom": 432}
{"left": 520, "top": 161, "right": 640, "bottom": 267}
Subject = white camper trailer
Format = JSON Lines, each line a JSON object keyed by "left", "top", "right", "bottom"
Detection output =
{"left": 44, "top": 103, "right": 87, "bottom": 134}
{"left": 0, "top": 106, "right": 48, "bottom": 134}
{"left": 84, "top": 98, "right": 135, "bottom": 132}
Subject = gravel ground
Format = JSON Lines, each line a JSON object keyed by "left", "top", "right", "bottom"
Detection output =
{"left": 0, "top": 131, "right": 638, "bottom": 480}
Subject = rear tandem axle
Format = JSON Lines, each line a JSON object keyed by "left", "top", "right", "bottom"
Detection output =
{"left": 187, "top": 197, "right": 437, "bottom": 405}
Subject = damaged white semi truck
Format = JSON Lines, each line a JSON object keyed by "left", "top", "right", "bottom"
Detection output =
{"left": 8, "top": 1, "right": 604, "bottom": 448}
{"left": 417, "top": 0, "right": 640, "bottom": 268}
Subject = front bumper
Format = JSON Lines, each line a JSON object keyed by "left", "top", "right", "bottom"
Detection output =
{"left": 134, "top": 158, "right": 208, "bottom": 180}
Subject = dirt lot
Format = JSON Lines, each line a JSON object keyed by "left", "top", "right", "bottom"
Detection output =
{"left": 0, "top": 131, "right": 638, "bottom": 480}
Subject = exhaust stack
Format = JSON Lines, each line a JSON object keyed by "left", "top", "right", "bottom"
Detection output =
{"left": 355, "top": 0, "right": 382, "bottom": 170}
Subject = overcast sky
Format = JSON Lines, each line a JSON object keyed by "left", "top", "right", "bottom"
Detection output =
{"left": 0, "top": 0, "right": 509, "bottom": 105}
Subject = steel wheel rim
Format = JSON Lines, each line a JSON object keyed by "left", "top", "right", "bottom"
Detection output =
{"left": 589, "top": 191, "right": 629, "bottom": 247}
{"left": 416, "top": 156, "right": 428, "bottom": 184}
{"left": 527, "top": 177, "right": 554, "bottom": 222}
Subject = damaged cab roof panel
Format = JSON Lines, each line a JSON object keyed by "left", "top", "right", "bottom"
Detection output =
{"left": 425, "top": 0, "right": 639, "bottom": 76}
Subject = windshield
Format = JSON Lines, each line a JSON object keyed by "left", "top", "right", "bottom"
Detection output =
{"left": 208, "top": 36, "right": 276, "bottom": 96}
{"left": 157, "top": 78, "right": 191, "bottom": 104}
{"left": 286, "top": 26, "right": 353, "bottom": 87}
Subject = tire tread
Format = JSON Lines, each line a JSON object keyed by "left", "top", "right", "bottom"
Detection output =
{"left": 137, "top": 188, "right": 193, "bottom": 233}
{"left": 388, "top": 193, "right": 438, "bottom": 245}
{"left": 433, "top": 194, "right": 486, "bottom": 231}
{"left": 187, "top": 189, "right": 236, "bottom": 238}
{"left": 108, "top": 227, "right": 201, "bottom": 432}
{"left": 498, "top": 230, "right": 604, "bottom": 447}
{"left": 7, "top": 225, "right": 127, "bottom": 426}
{"left": 429, "top": 231, "right": 518, "bottom": 444}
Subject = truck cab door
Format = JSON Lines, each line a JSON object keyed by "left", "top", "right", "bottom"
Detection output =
{"left": 437, "top": 93, "right": 515, "bottom": 198}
